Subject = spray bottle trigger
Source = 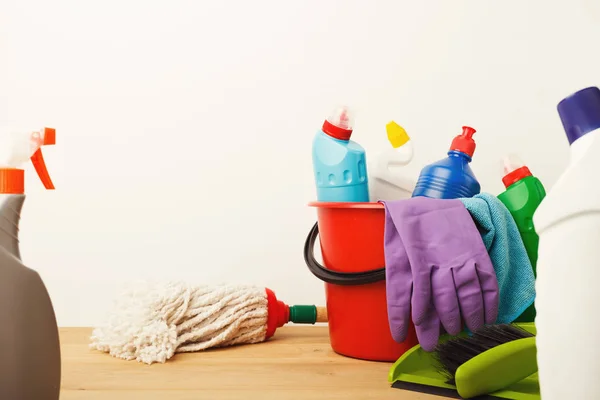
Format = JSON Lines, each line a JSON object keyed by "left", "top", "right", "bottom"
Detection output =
{"left": 30, "top": 128, "right": 55, "bottom": 190}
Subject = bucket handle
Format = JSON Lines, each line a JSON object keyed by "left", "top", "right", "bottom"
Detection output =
{"left": 304, "top": 221, "right": 386, "bottom": 286}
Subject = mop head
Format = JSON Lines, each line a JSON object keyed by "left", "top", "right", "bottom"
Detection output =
{"left": 90, "top": 281, "right": 269, "bottom": 364}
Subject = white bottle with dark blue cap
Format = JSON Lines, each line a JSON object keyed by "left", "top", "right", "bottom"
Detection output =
{"left": 534, "top": 86, "right": 600, "bottom": 399}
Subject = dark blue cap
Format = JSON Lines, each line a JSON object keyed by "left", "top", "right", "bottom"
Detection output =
{"left": 557, "top": 86, "right": 600, "bottom": 145}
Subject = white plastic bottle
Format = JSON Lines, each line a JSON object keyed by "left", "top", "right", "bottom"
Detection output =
{"left": 368, "top": 121, "right": 416, "bottom": 201}
{"left": 534, "top": 87, "right": 600, "bottom": 399}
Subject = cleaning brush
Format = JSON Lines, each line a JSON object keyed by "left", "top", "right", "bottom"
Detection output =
{"left": 433, "top": 324, "right": 538, "bottom": 399}
{"left": 90, "top": 282, "right": 327, "bottom": 364}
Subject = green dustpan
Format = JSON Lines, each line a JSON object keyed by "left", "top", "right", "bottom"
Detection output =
{"left": 388, "top": 323, "right": 540, "bottom": 400}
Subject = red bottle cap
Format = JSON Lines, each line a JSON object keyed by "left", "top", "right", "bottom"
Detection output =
{"left": 322, "top": 106, "right": 354, "bottom": 141}
{"left": 449, "top": 126, "right": 477, "bottom": 157}
{"left": 502, "top": 154, "right": 533, "bottom": 188}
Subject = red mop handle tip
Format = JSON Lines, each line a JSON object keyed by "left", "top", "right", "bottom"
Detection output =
{"left": 265, "top": 288, "right": 289, "bottom": 339}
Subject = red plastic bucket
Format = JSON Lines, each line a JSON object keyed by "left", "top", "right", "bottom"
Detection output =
{"left": 304, "top": 201, "right": 418, "bottom": 362}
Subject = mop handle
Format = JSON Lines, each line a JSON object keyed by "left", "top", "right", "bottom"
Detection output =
{"left": 316, "top": 306, "right": 328, "bottom": 323}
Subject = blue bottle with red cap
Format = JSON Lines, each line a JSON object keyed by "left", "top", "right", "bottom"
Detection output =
{"left": 312, "top": 106, "right": 369, "bottom": 202}
{"left": 411, "top": 126, "right": 481, "bottom": 199}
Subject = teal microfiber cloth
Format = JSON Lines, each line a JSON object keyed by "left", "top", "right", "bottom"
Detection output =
{"left": 459, "top": 192, "right": 535, "bottom": 324}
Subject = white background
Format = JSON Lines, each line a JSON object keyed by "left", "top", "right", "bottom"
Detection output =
{"left": 0, "top": 0, "right": 598, "bottom": 326}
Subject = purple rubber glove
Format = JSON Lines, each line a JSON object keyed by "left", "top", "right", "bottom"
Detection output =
{"left": 382, "top": 197, "right": 499, "bottom": 352}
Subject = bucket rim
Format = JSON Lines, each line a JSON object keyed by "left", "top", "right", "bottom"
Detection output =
{"left": 308, "top": 201, "right": 384, "bottom": 209}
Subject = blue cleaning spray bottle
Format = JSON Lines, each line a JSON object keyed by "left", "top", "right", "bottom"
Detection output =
{"left": 312, "top": 106, "right": 369, "bottom": 202}
{"left": 411, "top": 126, "right": 481, "bottom": 199}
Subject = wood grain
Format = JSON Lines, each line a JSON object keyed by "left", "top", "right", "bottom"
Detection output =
{"left": 59, "top": 326, "right": 446, "bottom": 400}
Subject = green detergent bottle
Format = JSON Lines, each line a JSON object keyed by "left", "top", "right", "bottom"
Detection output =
{"left": 497, "top": 155, "right": 546, "bottom": 323}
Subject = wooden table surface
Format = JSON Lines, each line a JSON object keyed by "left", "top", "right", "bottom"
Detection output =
{"left": 59, "top": 326, "right": 446, "bottom": 400}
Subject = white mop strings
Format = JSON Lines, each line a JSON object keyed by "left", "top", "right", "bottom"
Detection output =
{"left": 90, "top": 282, "right": 269, "bottom": 364}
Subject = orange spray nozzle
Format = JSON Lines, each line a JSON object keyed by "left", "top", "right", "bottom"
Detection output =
{"left": 43, "top": 127, "right": 56, "bottom": 145}
{"left": 31, "top": 127, "right": 56, "bottom": 190}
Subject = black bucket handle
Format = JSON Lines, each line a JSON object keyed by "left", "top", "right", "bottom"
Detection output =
{"left": 303, "top": 221, "right": 386, "bottom": 286}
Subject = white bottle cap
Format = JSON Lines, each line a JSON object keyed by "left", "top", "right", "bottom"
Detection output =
{"left": 326, "top": 106, "right": 354, "bottom": 131}
{"left": 502, "top": 153, "right": 526, "bottom": 175}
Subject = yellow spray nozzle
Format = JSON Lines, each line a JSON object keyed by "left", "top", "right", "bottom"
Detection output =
{"left": 386, "top": 121, "right": 410, "bottom": 148}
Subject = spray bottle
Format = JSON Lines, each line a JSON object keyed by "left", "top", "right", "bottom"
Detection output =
{"left": 496, "top": 154, "right": 546, "bottom": 322}
{"left": 312, "top": 106, "right": 369, "bottom": 202}
{"left": 411, "top": 126, "right": 480, "bottom": 199}
{"left": 534, "top": 87, "right": 600, "bottom": 399}
{"left": 368, "top": 121, "right": 416, "bottom": 201}
{"left": 0, "top": 127, "right": 61, "bottom": 399}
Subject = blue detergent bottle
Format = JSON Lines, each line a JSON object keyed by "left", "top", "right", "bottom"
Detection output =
{"left": 412, "top": 126, "right": 480, "bottom": 199}
{"left": 312, "top": 106, "right": 369, "bottom": 202}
